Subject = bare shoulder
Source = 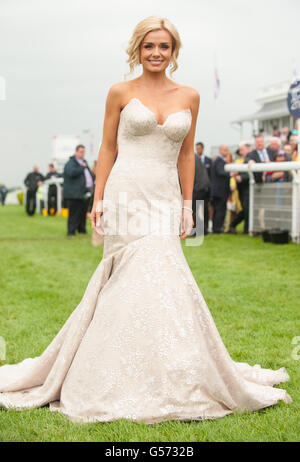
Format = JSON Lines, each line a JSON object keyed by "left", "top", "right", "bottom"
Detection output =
{"left": 105, "top": 81, "right": 132, "bottom": 109}
{"left": 107, "top": 81, "right": 130, "bottom": 97}
{"left": 171, "top": 83, "right": 200, "bottom": 113}
{"left": 180, "top": 85, "right": 200, "bottom": 106}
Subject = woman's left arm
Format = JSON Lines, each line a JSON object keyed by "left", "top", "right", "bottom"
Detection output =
{"left": 177, "top": 89, "right": 200, "bottom": 239}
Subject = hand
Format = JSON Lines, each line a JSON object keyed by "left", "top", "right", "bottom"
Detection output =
{"left": 90, "top": 200, "right": 105, "bottom": 236}
{"left": 180, "top": 208, "right": 194, "bottom": 240}
{"left": 248, "top": 160, "right": 255, "bottom": 167}
{"left": 37, "top": 181, "right": 42, "bottom": 186}
{"left": 236, "top": 175, "right": 242, "bottom": 183}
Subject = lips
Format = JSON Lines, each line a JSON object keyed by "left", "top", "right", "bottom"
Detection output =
{"left": 149, "top": 60, "right": 163, "bottom": 65}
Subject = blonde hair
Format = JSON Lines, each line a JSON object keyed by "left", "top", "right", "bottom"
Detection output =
{"left": 124, "top": 16, "right": 182, "bottom": 80}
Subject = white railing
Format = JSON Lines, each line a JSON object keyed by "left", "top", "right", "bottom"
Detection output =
{"left": 225, "top": 161, "right": 300, "bottom": 243}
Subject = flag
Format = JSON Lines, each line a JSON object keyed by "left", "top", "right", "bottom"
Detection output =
{"left": 214, "top": 68, "right": 220, "bottom": 99}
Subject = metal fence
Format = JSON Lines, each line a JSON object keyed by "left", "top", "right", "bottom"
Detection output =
{"left": 225, "top": 161, "right": 300, "bottom": 243}
{"left": 252, "top": 182, "right": 293, "bottom": 233}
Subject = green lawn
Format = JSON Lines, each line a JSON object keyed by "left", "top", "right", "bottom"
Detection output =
{"left": 0, "top": 205, "right": 299, "bottom": 442}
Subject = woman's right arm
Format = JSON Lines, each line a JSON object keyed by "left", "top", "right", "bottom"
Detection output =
{"left": 90, "top": 84, "right": 124, "bottom": 233}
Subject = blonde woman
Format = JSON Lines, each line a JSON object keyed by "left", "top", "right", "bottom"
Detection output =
{"left": 0, "top": 16, "right": 291, "bottom": 424}
{"left": 225, "top": 151, "right": 243, "bottom": 233}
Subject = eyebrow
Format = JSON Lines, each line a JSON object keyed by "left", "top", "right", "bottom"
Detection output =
{"left": 142, "top": 41, "right": 171, "bottom": 44}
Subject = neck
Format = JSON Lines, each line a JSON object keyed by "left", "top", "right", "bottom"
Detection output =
{"left": 138, "top": 71, "right": 171, "bottom": 90}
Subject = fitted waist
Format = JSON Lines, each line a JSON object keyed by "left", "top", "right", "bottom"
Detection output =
{"left": 114, "top": 156, "right": 178, "bottom": 170}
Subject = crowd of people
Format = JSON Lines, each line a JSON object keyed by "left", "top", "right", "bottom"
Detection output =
{"left": 22, "top": 127, "right": 298, "bottom": 239}
{"left": 24, "top": 145, "right": 96, "bottom": 236}
{"left": 192, "top": 128, "right": 299, "bottom": 236}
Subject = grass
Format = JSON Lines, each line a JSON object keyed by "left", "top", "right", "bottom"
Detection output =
{"left": 0, "top": 204, "right": 299, "bottom": 442}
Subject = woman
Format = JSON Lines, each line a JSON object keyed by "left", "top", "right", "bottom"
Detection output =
{"left": 0, "top": 16, "right": 291, "bottom": 424}
{"left": 225, "top": 151, "right": 241, "bottom": 232}
{"left": 292, "top": 143, "right": 298, "bottom": 162}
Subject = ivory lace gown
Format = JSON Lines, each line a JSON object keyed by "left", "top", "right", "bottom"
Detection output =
{"left": 0, "top": 98, "right": 291, "bottom": 423}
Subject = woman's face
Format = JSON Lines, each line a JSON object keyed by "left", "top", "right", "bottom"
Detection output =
{"left": 139, "top": 28, "right": 173, "bottom": 74}
{"left": 290, "top": 135, "right": 298, "bottom": 149}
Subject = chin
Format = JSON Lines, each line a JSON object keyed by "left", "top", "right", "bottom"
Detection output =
{"left": 145, "top": 64, "right": 167, "bottom": 73}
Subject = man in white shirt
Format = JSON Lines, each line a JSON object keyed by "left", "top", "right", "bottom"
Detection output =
{"left": 245, "top": 135, "right": 276, "bottom": 183}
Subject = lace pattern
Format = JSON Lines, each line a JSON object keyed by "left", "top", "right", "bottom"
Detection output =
{"left": 0, "top": 96, "right": 291, "bottom": 424}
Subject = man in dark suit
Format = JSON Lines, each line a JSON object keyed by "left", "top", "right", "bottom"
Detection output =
{"left": 45, "top": 163, "right": 62, "bottom": 216}
{"left": 245, "top": 135, "right": 276, "bottom": 183}
{"left": 24, "top": 165, "right": 45, "bottom": 216}
{"left": 195, "top": 142, "right": 212, "bottom": 179}
{"left": 192, "top": 148, "right": 210, "bottom": 236}
{"left": 211, "top": 145, "right": 231, "bottom": 234}
{"left": 195, "top": 142, "right": 213, "bottom": 232}
{"left": 63, "top": 145, "right": 94, "bottom": 236}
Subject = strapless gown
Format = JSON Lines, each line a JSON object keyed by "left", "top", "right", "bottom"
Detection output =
{"left": 0, "top": 97, "right": 291, "bottom": 424}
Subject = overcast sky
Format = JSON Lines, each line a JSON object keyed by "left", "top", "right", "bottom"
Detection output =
{"left": 1, "top": 0, "right": 299, "bottom": 187}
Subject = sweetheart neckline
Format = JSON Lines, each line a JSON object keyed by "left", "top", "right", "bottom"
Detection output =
{"left": 121, "top": 97, "right": 192, "bottom": 128}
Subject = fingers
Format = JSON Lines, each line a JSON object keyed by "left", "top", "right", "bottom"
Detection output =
{"left": 180, "top": 209, "right": 193, "bottom": 239}
{"left": 95, "top": 211, "right": 102, "bottom": 227}
{"left": 95, "top": 224, "right": 105, "bottom": 236}
{"left": 90, "top": 211, "right": 96, "bottom": 230}
{"left": 180, "top": 215, "right": 184, "bottom": 235}
{"left": 180, "top": 216, "right": 194, "bottom": 239}
{"left": 180, "top": 226, "right": 193, "bottom": 239}
{"left": 90, "top": 214, "right": 105, "bottom": 235}
{"left": 185, "top": 226, "right": 193, "bottom": 237}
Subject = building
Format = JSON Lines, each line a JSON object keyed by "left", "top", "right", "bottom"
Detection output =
{"left": 52, "top": 134, "right": 81, "bottom": 173}
{"left": 231, "top": 80, "right": 295, "bottom": 139}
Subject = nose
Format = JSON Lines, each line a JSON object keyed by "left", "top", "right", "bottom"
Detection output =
{"left": 152, "top": 46, "right": 161, "bottom": 57}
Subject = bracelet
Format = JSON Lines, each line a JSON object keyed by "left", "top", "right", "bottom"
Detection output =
{"left": 182, "top": 206, "right": 193, "bottom": 212}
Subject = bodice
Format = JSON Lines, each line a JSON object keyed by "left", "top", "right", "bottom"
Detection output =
{"left": 116, "top": 97, "right": 192, "bottom": 166}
